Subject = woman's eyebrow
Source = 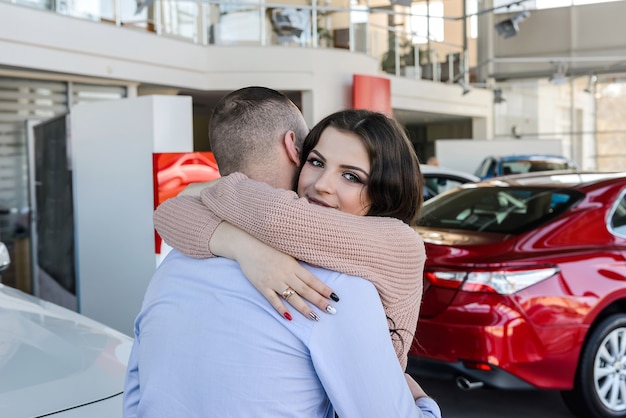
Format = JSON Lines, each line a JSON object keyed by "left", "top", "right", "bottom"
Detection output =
{"left": 312, "top": 148, "right": 369, "bottom": 177}
{"left": 310, "top": 149, "right": 325, "bottom": 161}
{"left": 341, "top": 164, "right": 369, "bottom": 177}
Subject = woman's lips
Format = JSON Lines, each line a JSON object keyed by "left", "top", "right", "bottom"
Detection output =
{"left": 307, "top": 197, "right": 332, "bottom": 208}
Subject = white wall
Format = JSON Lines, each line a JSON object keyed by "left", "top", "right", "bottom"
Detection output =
{"left": 493, "top": 78, "right": 596, "bottom": 168}
{"left": 436, "top": 139, "right": 564, "bottom": 175}
{"left": 392, "top": 76, "right": 494, "bottom": 139}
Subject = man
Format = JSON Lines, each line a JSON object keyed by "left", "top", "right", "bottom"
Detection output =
{"left": 123, "top": 87, "right": 440, "bottom": 417}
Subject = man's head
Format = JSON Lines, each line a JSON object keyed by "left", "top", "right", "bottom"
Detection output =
{"left": 209, "top": 87, "right": 309, "bottom": 189}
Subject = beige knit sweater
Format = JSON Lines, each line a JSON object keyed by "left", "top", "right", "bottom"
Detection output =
{"left": 153, "top": 172, "right": 426, "bottom": 370}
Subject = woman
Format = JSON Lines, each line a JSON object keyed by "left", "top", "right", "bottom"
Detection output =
{"left": 155, "top": 109, "right": 425, "bottom": 372}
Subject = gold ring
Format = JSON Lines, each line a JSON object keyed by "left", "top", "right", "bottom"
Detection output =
{"left": 281, "top": 287, "right": 296, "bottom": 301}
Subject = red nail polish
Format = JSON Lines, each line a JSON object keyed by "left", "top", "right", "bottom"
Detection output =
{"left": 284, "top": 312, "right": 293, "bottom": 321}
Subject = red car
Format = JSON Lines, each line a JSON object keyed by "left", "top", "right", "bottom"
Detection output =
{"left": 156, "top": 152, "right": 220, "bottom": 203}
{"left": 408, "top": 171, "right": 626, "bottom": 418}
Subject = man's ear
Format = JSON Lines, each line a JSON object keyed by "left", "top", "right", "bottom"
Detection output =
{"left": 283, "top": 131, "right": 300, "bottom": 166}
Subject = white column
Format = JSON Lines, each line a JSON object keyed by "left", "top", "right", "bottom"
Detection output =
{"left": 70, "top": 95, "right": 193, "bottom": 336}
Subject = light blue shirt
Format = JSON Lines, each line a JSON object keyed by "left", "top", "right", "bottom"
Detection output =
{"left": 123, "top": 249, "right": 441, "bottom": 418}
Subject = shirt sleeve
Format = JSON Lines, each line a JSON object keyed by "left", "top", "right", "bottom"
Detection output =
{"left": 153, "top": 195, "right": 221, "bottom": 258}
{"left": 201, "top": 173, "right": 425, "bottom": 370}
{"left": 416, "top": 397, "right": 442, "bottom": 418}
{"left": 310, "top": 275, "right": 439, "bottom": 418}
{"left": 122, "top": 331, "right": 141, "bottom": 417}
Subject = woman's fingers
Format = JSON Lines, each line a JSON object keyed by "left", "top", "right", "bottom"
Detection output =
{"left": 261, "top": 288, "right": 293, "bottom": 321}
{"left": 279, "top": 292, "right": 323, "bottom": 322}
{"left": 262, "top": 280, "right": 331, "bottom": 322}
{"left": 235, "top": 241, "right": 339, "bottom": 321}
{"left": 288, "top": 271, "right": 338, "bottom": 316}
{"left": 270, "top": 270, "right": 339, "bottom": 321}
{"left": 297, "top": 269, "right": 340, "bottom": 302}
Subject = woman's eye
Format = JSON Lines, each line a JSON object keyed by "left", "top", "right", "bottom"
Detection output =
{"left": 343, "top": 172, "right": 363, "bottom": 184}
{"left": 308, "top": 157, "right": 324, "bottom": 168}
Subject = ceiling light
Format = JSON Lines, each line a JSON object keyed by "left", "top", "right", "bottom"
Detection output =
{"left": 493, "top": 88, "right": 506, "bottom": 104}
{"left": 584, "top": 74, "right": 598, "bottom": 93}
{"left": 549, "top": 62, "right": 568, "bottom": 85}
{"left": 494, "top": 10, "right": 530, "bottom": 39}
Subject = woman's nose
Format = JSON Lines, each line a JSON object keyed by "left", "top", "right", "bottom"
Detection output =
{"left": 314, "top": 171, "right": 335, "bottom": 194}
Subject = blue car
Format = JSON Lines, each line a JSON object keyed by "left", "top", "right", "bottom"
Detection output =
{"left": 474, "top": 154, "right": 579, "bottom": 179}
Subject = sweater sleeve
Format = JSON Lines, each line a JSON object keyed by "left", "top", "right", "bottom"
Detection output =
{"left": 153, "top": 195, "right": 221, "bottom": 258}
{"left": 202, "top": 173, "right": 425, "bottom": 370}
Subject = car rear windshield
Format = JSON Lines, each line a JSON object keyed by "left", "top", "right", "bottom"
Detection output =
{"left": 416, "top": 187, "right": 584, "bottom": 234}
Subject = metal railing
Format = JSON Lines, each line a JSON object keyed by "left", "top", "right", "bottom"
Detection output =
{"left": 4, "top": 0, "right": 468, "bottom": 83}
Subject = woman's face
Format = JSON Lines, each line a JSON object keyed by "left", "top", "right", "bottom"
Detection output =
{"left": 297, "top": 126, "right": 371, "bottom": 216}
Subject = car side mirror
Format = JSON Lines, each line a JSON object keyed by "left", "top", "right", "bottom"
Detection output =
{"left": 0, "top": 242, "right": 11, "bottom": 274}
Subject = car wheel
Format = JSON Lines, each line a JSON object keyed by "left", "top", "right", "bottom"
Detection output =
{"left": 562, "top": 314, "right": 626, "bottom": 417}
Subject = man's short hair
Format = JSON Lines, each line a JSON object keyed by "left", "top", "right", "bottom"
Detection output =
{"left": 209, "top": 87, "right": 308, "bottom": 176}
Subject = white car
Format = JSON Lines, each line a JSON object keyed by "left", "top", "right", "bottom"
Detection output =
{"left": 0, "top": 243, "right": 132, "bottom": 417}
{"left": 421, "top": 164, "right": 480, "bottom": 201}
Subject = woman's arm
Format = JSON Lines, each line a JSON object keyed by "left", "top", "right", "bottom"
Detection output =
{"left": 154, "top": 195, "right": 219, "bottom": 258}
{"left": 154, "top": 194, "right": 339, "bottom": 318}
{"left": 210, "top": 221, "right": 338, "bottom": 321}
{"left": 202, "top": 173, "right": 425, "bottom": 370}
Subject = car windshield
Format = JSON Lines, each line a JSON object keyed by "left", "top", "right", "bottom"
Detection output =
{"left": 502, "top": 160, "right": 573, "bottom": 175}
{"left": 417, "top": 186, "right": 584, "bottom": 234}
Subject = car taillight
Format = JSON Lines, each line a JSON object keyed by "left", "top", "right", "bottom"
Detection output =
{"left": 425, "top": 266, "right": 559, "bottom": 295}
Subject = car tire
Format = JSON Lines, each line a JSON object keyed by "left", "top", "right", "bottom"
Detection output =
{"left": 562, "top": 314, "right": 626, "bottom": 417}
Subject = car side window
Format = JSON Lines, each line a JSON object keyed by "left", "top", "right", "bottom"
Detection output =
{"left": 439, "top": 178, "right": 466, "bottom": 193}
{"left": 475, "top": 158, "right": 496, "bottom": 178}
{"left": 475, "top": 159, "right": 488, "bottom": 177}
{"left": 426, "top": 176, "right": 466, "bottom": 195}
{"left": 610, "top": 192, "right": 626, "bottom": 237}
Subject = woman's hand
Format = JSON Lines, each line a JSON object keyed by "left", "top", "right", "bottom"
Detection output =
{"left": 210, "top": 222, "right": 339, "bottom": 321}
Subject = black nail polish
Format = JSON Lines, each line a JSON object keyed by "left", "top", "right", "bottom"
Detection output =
{"left": 330, "top": 292, "right": 340, "bottom": 302}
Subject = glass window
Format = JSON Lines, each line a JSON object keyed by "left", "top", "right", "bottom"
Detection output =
{"left": 350, "top": 0, "right": 369, "bottom": 24}
{"left": 417, "top": 187, "right": 583, "bottom": 234}
{"left": 411, "top": 1, "right": 444, "bottom": 44}
{"left": 14, "top": 0, "right": 54, "bottom": 10}
{"left": 467, "top": 0, "right": 478, "bottom": 39}
{"left": 610, "top": 192, "right": 626, "bottom": 237}
{"left": 218, "top": 0, "right": 263, "bottom": 44}
{"left": 502, "top": 159, "right": 575, "bottom": 175}
{"left": 161, "top": 1, "right": 199, "bottom": 40}
{"left": 424, "top": 174, "right": 467, "bottom": 200}
{"left": 474, "top": 158, "right": 496, "bottom": 178}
